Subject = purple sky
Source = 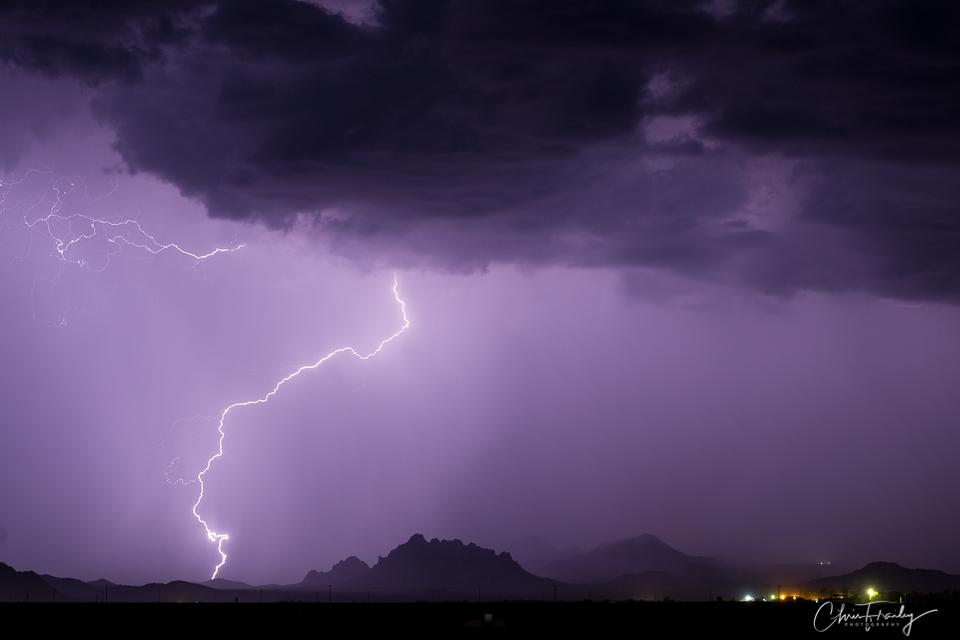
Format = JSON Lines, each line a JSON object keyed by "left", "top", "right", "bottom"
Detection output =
{"left": 1, "top": 1, "right": 959, "bottom": 584}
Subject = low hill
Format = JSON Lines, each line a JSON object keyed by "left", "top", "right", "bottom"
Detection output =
{"left": 541, "top": 534, "right": 724, "bottom": 584}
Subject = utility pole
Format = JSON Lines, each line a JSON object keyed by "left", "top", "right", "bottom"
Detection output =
{"left": 328, "top": 584, "right": 332, "bottom": 604}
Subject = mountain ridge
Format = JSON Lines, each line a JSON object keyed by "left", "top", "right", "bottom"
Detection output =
{"left": 4, "top": 537, "right": 959, "bottom": 602}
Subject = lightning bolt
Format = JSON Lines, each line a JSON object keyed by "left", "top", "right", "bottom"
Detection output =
{"left": 1, "top": 169, "right": 244, "bottom": 325}
{"left": 191, "top": 274, "right": 410, "bottom": 579}
{"left": 5, "top": 169, "right": 244, "bottom": 264}
{"left": 5, "top": 168, "right": 409, "bottom": 580}
{"left": 29, "top": 212, "right": 246, "bottom": 264}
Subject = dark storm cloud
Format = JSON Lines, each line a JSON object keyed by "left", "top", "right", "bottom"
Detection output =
{"left": 691, "top": 1, "right": 960, "bottom": 162}
{"left": 3, "top": 0, "right": 960, "bottom": 300}
{"left": 0, "top": 1, "right": 201, "bottom": 83}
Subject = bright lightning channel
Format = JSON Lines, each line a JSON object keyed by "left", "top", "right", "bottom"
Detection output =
{"left": 8, "top": 170, "right": 246, "bottom": 265}
{"left": 1, "top": 169, "right": 244, "bottom": 325}
{"left": 191, "top": 274, "right": 410, "bottom": 579}
{"left": 5, "top": 170, "right": 408, "bottom": 580}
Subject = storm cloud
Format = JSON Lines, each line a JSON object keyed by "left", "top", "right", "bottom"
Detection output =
{"left": 3, "top": 0, "right": 959, "bottom": 300}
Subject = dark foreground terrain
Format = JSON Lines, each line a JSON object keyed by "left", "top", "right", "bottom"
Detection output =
{"left": 1, "top": 600, "right": 954, "bottom": 637}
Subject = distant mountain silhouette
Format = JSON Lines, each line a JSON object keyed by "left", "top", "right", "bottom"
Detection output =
{"left": 5, "top": 536, "right": 959, "bottom": 603}
{"left": 541, "top": 534, "right": 723, "bottom": 584}
{"left": 0, "top": 562, "right": 61, "bottom": 601}
{"left": 40, "top": 573, "right": 102, "bottom": 600}
{"left": 86, "top": 577, "right": 117, "bottom": 587}
{"left": 804, "top": 561, "right": 960, "bottom": 594}
{"left": 346, "top": 534, "right": 555, "bottom": 598}
{"left": 505, "top": 534, "right": 583, "bottom": 575}
{"left": 205, "top": 577, "right": 253, "bottom": 590}
{"left": 300, "top": 555, "right": 371, "bottom": 587}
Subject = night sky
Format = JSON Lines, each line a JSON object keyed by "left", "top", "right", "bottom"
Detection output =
{"left": 1, "top": 0, "right": 959, "bottom": 585}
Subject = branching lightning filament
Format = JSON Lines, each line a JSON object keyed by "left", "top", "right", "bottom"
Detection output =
{"left": 2, "top": 169, "right": 245, "bottom": 266}
{"left": 4, "top": 170, "right": 410, "bottom": 581}
{"left": 191, "top": 275, "right": 410, "bottom": 579}
{"left": 1, "top": 169, "right": 245, "bottom": 325}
